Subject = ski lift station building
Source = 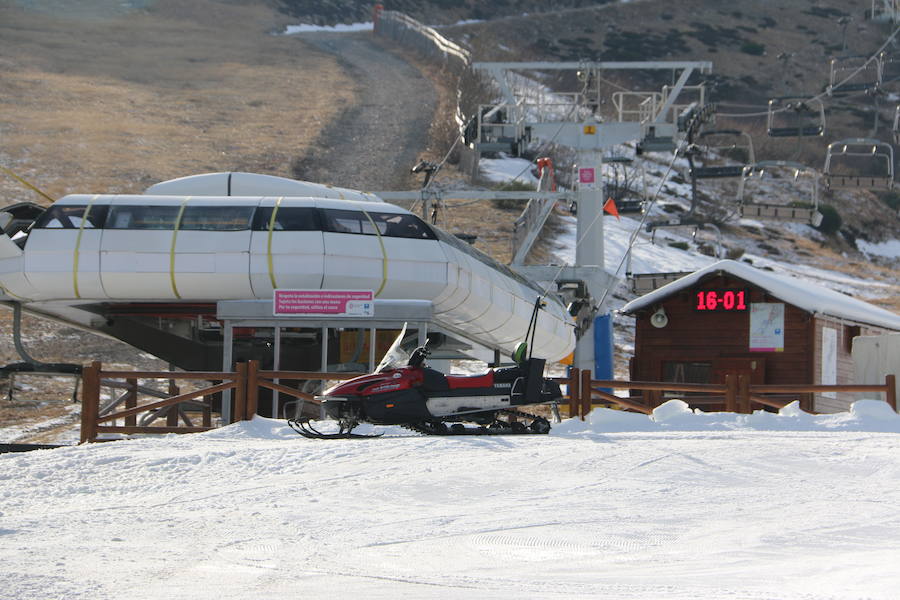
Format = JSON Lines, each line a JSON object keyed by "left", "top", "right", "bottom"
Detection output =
{"left": 621, "top": 260, "right": 900, "bottom": 413}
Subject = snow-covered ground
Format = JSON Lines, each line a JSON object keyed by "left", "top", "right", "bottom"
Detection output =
{"left": 3, "top": 405, "right": 900, "bottom": 600}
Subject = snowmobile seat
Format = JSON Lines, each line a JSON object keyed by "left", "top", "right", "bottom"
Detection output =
{"left": 420, "top": 367, "right": 449, "bottom": 392}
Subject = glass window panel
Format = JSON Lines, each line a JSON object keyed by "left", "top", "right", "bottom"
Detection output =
{"left": 180, "top": 205, "right": 253, "bottom": 231}
{"left": 33, "top": 205, "right": 86, "bottom": 229}
{"left": 106, "top": 205, "right": 180, "bottom": 229}
{"left": 252, "top": 207, "right": 319, "bottom": 231}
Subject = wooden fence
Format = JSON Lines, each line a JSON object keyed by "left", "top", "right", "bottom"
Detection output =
{"left": 559, "top": 368, "right": 897, "bottom": 420}
{"left": 80, "top": 361, "right": 360, "bottom": 443}
{"left": 80, "top": 362, "right": 898, "bottom": 441}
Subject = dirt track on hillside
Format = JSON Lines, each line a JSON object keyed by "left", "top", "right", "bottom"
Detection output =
{"left": 289, "top": 31, "right": 437, "bottom": 192}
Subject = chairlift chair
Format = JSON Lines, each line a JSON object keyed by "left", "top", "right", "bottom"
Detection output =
{"left": 879, "top": 52, "right": 900, "bottom": 86}
{"left": 767, "top": 97, "right": 826, "bottom": 137}
{"left": 688, "top": 129, "right": 756, "bottom": 179}
{"left": 602, "top": 156, "right": 648, "bottom": 214}
{"left": 893, "top": 105, "right": 900, "bottom": 145}
{"left": 624, "top": 236, "right": 693, "bottom": 294}
{"left": 738, "top": 161, "right": 823, "bottom": 226}
{"left": 471, "top": 103, "right": 529, "bottom": 156}
{"left": 823, "top": 138, "right": 894, "bottom": 190}
{"left": 827, "top": 54, "right": 883, "bottom": 97}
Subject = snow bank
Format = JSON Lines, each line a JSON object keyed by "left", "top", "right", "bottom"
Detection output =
{"left": 551, "top": 399, "right": 900, "bottom": 436}
{"left": 282, "top": 22, "right": 373, "bottom": 34}
{"left": 478, "top": 155, "right": 540, "bottom": 186}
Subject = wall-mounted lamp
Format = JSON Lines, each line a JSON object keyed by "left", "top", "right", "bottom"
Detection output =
{"left": 650, "top": 306, "right": 669, "bottom": 328}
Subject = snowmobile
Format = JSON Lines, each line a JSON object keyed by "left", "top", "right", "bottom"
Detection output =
{"left": 288, "top": 305, "right": 564, "bottom": 439}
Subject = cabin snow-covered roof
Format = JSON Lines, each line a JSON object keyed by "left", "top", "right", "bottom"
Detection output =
{"left": 621, "top": 259, "right": 900, "bottom": 331}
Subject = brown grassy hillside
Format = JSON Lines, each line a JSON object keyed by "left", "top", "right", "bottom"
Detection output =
{"left": 0, "top": 0, "right": 355, "bottom": 201}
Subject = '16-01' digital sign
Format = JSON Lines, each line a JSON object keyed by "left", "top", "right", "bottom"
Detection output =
{"left": 694, "top": 289, "right": 748, "bottom": 311}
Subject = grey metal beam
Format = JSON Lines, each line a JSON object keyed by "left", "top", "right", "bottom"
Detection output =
{"left": 474, "top": 61, "right": 712, "bottom": 71}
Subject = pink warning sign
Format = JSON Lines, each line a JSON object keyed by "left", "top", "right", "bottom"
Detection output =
{"left": 274, "top": 290, "right": 374, "bottom": 316}
{"left": 579, "top": 167, "right": 595, "bottom": 184}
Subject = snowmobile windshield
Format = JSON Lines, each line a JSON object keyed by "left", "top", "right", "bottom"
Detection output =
{"left": 376, "top": 323, "right": 409, "bottom": 372}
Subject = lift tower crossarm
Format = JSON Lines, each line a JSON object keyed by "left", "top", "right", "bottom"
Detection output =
{"left": 474, "top": 61, "right": 712, "bottom": 105}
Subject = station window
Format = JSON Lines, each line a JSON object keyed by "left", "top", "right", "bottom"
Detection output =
{"left": 252, "top": 207, "right": 319, "bottom": 231}
{"left": 106, "top": 205, "right": 180, "bottom": 229}
{"left": 181, "top": 205, "right": 254, "bottom": 231}
{"left": 320, "top": 209, "right": 436, "bottom": 239}
{"left": 662, "top": 361, "right": 712, "bottom": 384}
{"left": 33, "top": 205, "right": 109, "bottom": 229}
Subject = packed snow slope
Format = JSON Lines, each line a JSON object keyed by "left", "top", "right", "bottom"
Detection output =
{"left": 3, "top": 403, "right": 900, "bottom": 600}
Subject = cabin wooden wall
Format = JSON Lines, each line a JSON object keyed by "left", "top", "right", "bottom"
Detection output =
{"left": 811, "top": 316, "right": 891, "bottom": 413}
{"left": 631, "top": 275, "right": 814, "bottom": 387}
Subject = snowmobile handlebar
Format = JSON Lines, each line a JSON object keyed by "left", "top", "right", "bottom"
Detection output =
{"left": 407, "top": 345, "right": 431, "bottom": 368}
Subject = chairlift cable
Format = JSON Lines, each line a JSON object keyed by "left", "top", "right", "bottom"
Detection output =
{"left": 719, "top": 24, "right": 900, "bottom": 119}
{"left": 595, "top": 144, "right": 688, "bottom": 308}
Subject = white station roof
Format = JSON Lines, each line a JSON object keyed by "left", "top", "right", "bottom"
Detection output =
{"left": 621, "top": 259, "right": 900, "bottom": 331}
{"left": 145, "top": 172, "right": 383, "bottom": 203}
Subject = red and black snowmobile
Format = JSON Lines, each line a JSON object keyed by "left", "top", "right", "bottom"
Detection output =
{"left": 288, "top": 324, "right": 563, "bottom": 439}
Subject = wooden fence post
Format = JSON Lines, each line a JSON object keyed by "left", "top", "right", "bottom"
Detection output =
{"left": 232, "top": 362, "right": 247, "bottom": 423}
{"left": 245, "top": 360, "right": 259, "bottom": 420}
{"left": 725, "top": 374, "right": 737, "bottom": 413}
{"left": 886, "top": 374, "right": 897, "bottom": 412}
{"left": 567, "top": 368, "right": 579, "bottom": 419}
{"left": 166, "top": 369, "right": 180, "bottom": 426}
{"left": 125, "top": 377, "right": 137, "bottom": 427}
{"left": 80, "top": 361, "right": 101, "bottom": 444}
{"left": 580, "top": 369, "right": 592, "bottom": 420}
{"left": 738, "top": 374, "right": 751, "bottom": 414}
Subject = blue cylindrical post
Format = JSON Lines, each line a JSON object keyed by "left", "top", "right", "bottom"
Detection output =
{"left": 594, "top": 313, "right": 614, "bottom": 393}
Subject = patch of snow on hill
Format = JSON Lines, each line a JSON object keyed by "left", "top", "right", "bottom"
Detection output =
{"left": 858, "top": 237, "right": 900, "bottom": 260}
{"left": 282, "top": 22, "right": 372, "bottom": 34}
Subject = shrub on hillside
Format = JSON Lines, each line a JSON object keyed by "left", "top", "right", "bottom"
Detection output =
{"left": 491, "top": 180, "right": 535, "bottom": 210}
{"left": 740, "top": 41, "right": 765, "bottom": 56}
{"left": 815, "top": 204, "right": 842, "bottom": 235}
{"left": 876, "top": 191, "right": 900, "bottom": 211}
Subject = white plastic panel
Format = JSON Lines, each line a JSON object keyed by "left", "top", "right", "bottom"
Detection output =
{"left": 24, "top": 229, "right": 82, "bottom": 300}
{"left": 100, "top": 229, "right": 175, "bottom": 299}
{"left": 322, "top": 232, "right": 384, "bottom": 293}
{"left": 439, "top": 245, "right": 490, "bottom": 328}
{"left": 73, "top": 228, "right": 105, "bottom": 299}
{"left": 173, "top": 230, "right": 252, "bottom": 299}
{"left": 249, "top": 230, "right": 325, "bottom": 298}
{"left": 379, "top": 237, "right": 448, "bottom": 300}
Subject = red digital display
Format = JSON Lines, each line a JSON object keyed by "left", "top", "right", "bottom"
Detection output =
{"left": 695, "top": 289, "right": 748, "bottom": 311}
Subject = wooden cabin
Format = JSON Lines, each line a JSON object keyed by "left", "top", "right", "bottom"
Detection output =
{"left": 621, "top": 260, "right": 900, "bottom": 413}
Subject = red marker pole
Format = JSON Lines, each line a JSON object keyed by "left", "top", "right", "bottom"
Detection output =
{"left": 373, "top": 3, "right": 383, "bottom": 34}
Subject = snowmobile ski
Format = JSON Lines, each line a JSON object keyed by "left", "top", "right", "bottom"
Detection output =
{"left": 287, "top": 417, "right": 383, "bottom": 440}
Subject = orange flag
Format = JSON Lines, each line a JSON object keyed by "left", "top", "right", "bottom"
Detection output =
{"left": 603, "top": 197, "right": 620, "bottom": 220}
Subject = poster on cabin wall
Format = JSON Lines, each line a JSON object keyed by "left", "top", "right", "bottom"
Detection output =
{"left": 749, "top": 303, "right": 785, "bottom": 352}
{"left": 821, "top": 327, "right": 837, "bottom": 398}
